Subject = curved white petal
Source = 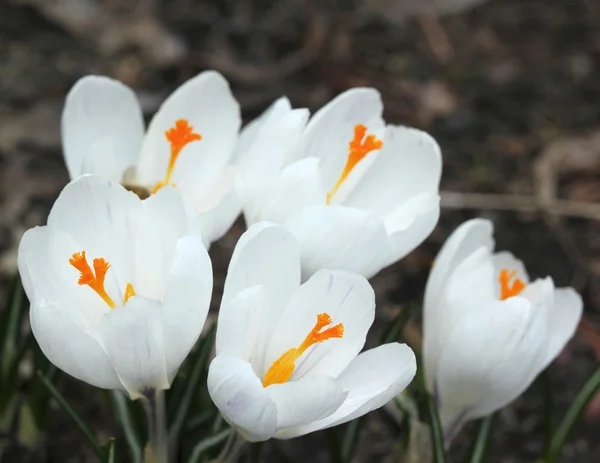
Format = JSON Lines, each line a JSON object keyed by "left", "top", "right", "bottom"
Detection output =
{"left": 294, "top": 88, "right": 384, "bottom": 188}
{"left": 345, "top": 125, "right": 442, "bottom": 219}
{"left": 268, "top": 375, "right": 346, "bottom": 431}
{"left": 96, "top": 296, "right": 169, "bottom": 399}
{"left": 384, "top": 192, "right": 440, "bottom": 265}
{"left": 221, "top": 223, "right": 301, "bottom": 374}
{"left": 81, "top": 138, "right": 122, "bottom": 182}
{"left": 540, "top": 287, "right": 582, "bottom": 369}
{"left": 162, "top": 234, "right": 212, "bottom": 382}
{"left": 216, "top": 286, "right": 265, "bottom": 359}
{"left": 193, "top": 166, "right": 242, "bottom": 245}
{"left": 207, "top": 355, "right": 277, "bottom": 442}
{"left": 248, "top": 158, "right": 325, "bottom": 225}
{"left": 137, "top": 71, "right": 241, "bottom": 186}
{"left": 61, "top": 75, "right": 144, "bottom": 180}
{"left": 434, "top": 297, "right": 547, "bottom": 435}
{"left": 284, "top": 205, "right": 391, "bottom": 279}
{"left": 134, "top": 186, "right": 201, "bottom": 300}
{"left": 264, "top": 269, "right": 375, "bottom": 381}
{"left": 29, "top": 297, "right": 123, "bottom": 390}
{"left": 277, "top": 343, "right": 416, "bottom": 438}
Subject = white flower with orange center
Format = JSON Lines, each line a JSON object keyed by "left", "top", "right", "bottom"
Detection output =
{"left": 17, "top": 176, "right": 212, "bottom": 399}
{"left": 61, "top": 71, "right": 241, "bottom": 246}
{"left": 422, "top": 219, "right": 583, "bottom": 439}
{"left": 207, "top": 223, "right": 416, "bottom": 441}
{"left": 235, "top": 89, "right": 442, "bottom": 279}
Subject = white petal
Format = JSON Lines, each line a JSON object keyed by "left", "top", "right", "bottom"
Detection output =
{"left": 80, "top": 138, "right": 122, "bottom": 182}
{"left": 231, "top": 97, "right": 292, "bottom": 164}
{"left": 162, "top": 234, "right": 212, "bottom": 382}
{"left": 434, "top": 297, "right": 547, "bottom": 434}
{"left": 192, "top": 166, "right": 242, "bottom": 244}
{"left": 96, "top": 296, "right": 169, "bottom": 399}
{"left": 263, "top": 269, "right": 375, "bottom": 380}
{"left": 207, "top": 355, "right": 277, "bottom": 442}
{"left": 249, "top": 157, "right": 325, "bottom": 224}
{"left": 134, "top": 186, "right": 201, "bottom": 301}
{"left": 215, "top": 286, "right": 265, "bottom": 359}
{"left": 277, "top": 343, "right": 416, "bottom": 438}
{"left": 29, "top": 297, "right": 123, "bottom": 390}
{"left": 268, "top": 375, "right": 345, "bottom": 431}
{"left": 294, "top": 88, "right": 384, "bottom": 187}
{"left": 345, "top": 125, "right": 442, "bottom": 218}
{"left": 541, "top": 287, "right": 582, "bottom": 369}
{"left": 137, "top": 71, "right": 241, "bottom": 186}
{"left": 423, "top": 245, "right": 497, "bottom": 392}
{"left": 384, "top": 192, "right": 440, "bottom": 265}
{"left": 284, "top": 205, "right": 392, "bottom": 279}
{"left": 221, "top": 223, "right": 301, "bottom": 374}
{"left": 61, "top": 76, "right": 144, "bottom": 180}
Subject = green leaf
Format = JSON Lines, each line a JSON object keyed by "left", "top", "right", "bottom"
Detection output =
{"left": 103, "top": 438, "right": 116, "bottom": 463}
{"left": 110, "top": 391, "right": 142, "bottom": 463}
{"left": 426, "top": 393, "right": 447, "bottom": 463}
{"left": 169, "top": 324, "right": 216, "bottom": 445}
{"left": 187, "top": 429, "right": 232, "bottom": 463}
{"left": 0, "top": 275, "right": 27, "bottom": 379}
{"left": 36, "top": 371, "right": 104, "bottom": 459}
{"left": 545, "top": 364, "right": 600, "bottom": 463}
{"left": 340, "top": 418, "right": 364, "bottom": 463}
{"left": 467, "top": 414, "right": 496, "bottom": 463}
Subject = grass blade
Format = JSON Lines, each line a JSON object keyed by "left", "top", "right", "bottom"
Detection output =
{"left": 467, "top": 414, "right": 496, "bottom": 463}
{"left": 426, "top": 393, "right": 447, "bottom": 463}
{"left": 545, "top": 365, "right": 600, "bottom": 463}
{"left": 36, "top": 371, "right": 103, "bottom": 458}
{"left": 110, "top": 391, "right": 142, "bottom": 463}
{"left": 381, "top": 304, "right": 414, "bottom": 344}
{"left": 187, "top": 429, "right": 231, "bottom": 463}
{"left": 103, "top": 438, "right": 116, "bottom": 463}
{"left": 169, "top": 324, "right": 216, "bottom": 444}
{"left": 0, "top": 275, "right": 27, "bottom": 381}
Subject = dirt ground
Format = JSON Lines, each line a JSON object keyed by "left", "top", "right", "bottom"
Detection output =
{"left": 2, "top": 0, "right": 600, "bottom": 461}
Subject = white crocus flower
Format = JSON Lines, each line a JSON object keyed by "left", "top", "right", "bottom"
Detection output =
{"left": 423, "top": 218, "right": 583, "bottom": 439}
{"left": 17, "top": 176, "right": 212, "bottom": 399}
{"left": 235, "top": 89, "right": 442, "bottom": 279}
{"left": 207, "top": 222, "right": 416, "bottom": 442}
{"left": 61, "top": 71, "right": 241, "bottom": 246}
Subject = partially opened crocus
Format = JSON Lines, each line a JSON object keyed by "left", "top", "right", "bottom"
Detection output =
{"left": 423, "top": 218, "right": 583, "bottom": 438}
{"left": 235, "top": 89, "right": 442, "bottom": 279}
{"left": 61, "top": 71, "right": 241, "bottom": 245}
{"left": 207, "top": 222, "right": 416, "bottom": 441}
{"left": 18, "top": 175, "right": 212, "bottom": 399}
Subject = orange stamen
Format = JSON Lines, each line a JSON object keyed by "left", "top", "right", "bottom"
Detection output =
{"left": 152, "top": 119, "right": 202, "bottom": 193}
{"left": 499, "top": 269, "right": 526, "bottom": 300}
{"left": 69, "top": 251, "right": 117, "bottom": 308}
{"left": 262, "top": 313, "right": 344, "bottom": 387}
{"left": 326, "top": 124, "right": 383, "bottom": 204}
{"left": 124, "top": 283, "right": 136, "bottom": 304}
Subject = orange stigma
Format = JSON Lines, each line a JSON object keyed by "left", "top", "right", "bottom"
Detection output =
{"left": 262, "top": 313, "right": 344, "bottom": 387}
{"left": 499, "top": 269, "right": 526, "bottom": 300}
{"left": 124, "top": 283, "right": 136, "bottom": 304}
{"left": 152, "top": 119, "right": 202, "bottom": 193}
{"left": 326, "top": 124, "right": 383, "bottom": 204}
{"left": 69, "top": 251, "right": 117, "bottom": 308}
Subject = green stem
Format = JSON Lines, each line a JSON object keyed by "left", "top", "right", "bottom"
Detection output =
{"left": 545, "top": 365, "right": 600, "bottom": 463}
{"left": 467, "top": 414, "right": 496, "bottom": 463}
{"left": 143, "top": 390, "right": 168, "bottom": 463}
{"left": 426, "top": 393, "right": 447, "bottom": 463}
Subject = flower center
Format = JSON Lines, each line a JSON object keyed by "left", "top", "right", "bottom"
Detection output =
{"left": 326, "top": 124, "right": 383, "bottom": 205}
{"left": 499, "top": 268, "right": 525, "bottom": 300}
{"left": 69, "top": 251, "right": 135, "bottom": 308}
{"left": 152, "top": 119, "right": 202, "bottom": 194}
{"left": 262, "top": 313, "right": 344, "bottom": 388}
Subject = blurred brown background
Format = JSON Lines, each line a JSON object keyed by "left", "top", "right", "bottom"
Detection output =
{"left": 2, "top": 0, "right": 600, "bottom": 461}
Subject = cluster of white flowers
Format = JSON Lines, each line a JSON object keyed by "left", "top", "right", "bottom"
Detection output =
{"left": 18, "top": 71, "right": 582, "bottom": 446}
